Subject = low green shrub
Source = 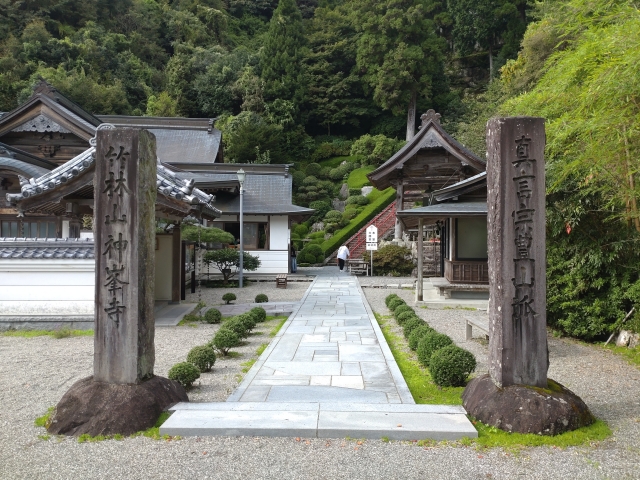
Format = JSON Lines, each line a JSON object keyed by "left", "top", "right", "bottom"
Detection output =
{"left": 222, "top": 318, "right": 249, "bottom": 338}
{"left": 211, "top": 329, "right": 240, "bottom": 355}
{"left": 429, "top": 345, "right": 477, "bottom": 387}
{"left": 417, "top": 332, "right": 454, "bottom": 367}
{"left": 300, "top": 244, "right": 325, "bottom": 264}
{"left": 222, "top": 293, "right": 236, "bottom": 304}
{"left": 250, "top": 307, "right": 267, "bottom": 323}
{"left": 385, "top": 293, "right": 400, "bottom": 307}
{"left": 372, "top": 244, "right": 415, "bottom": 276}
{"left": 396, "top": 311, "right": 419, "bottom": 326}
{"left": 186, "top": 345, "right": 217, "bottom": 372}
{"left": 237, "top": 313, "right": 257, "bottom": 332}
{"left": 346, "top": 195, "right": 370, "bottom": 206}
{"left": 393, "top": 304, "right": 414, "bottom": 318}
{"left": 255, "top": 294, "right": 269, "bottom": 303}
{"left": 402, "top": 317, "right": 425, "bottom": 338}
{"left": 203, "top": 308, "right": 222, "bottom": 324}
{"left": 348, "top": 188, "right": 362, "bottom": 197}
{"left": 387, "top": 297, "right": 406, "bottom": 312}
{"left": 408, "top": 325, "right": 435, "bottom": 351}
{"left": 168, "top": 362, "right": 200, "bottom": 388}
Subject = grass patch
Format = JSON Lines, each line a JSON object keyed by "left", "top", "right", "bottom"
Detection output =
{"left": 603, "top": 344, "right": 640, "bottom": 368}
{"left": 269, "top": 317, "right": 288, "bottom": 337}
{"left": 374, "top": 311, "right": 613, "bottom": 449}
{"left": 443, "top": 306, "right": 479, "bottom": 311}
{"left": 3, "top": 329, "right": 93, "bottom": 338}
{"left": 241, "top": 359, "right": 256, "bottom": 373}
{"left": 347, "top": 165, "right": 376, "bottom": 189}
{"left": 375, "top": 313, "right": 463, "bottom": 405}
{"left": 34, "top": 407, "right": 54, "bottom": 428}
{"left": 256, "top": 342, "right": 269, "bottom": 356}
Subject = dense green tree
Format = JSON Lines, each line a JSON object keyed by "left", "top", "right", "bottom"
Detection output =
{"left": 353, "top": 0, "right": 447, "bottom": 141}
{"left": 260, "top": 0, "right": 308, "bottom": 111}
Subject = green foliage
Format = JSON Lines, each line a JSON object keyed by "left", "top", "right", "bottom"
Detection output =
{"left": 186, "top": 345, "right": 217, "bottom": 372}
{"left": 222, "top": 317, "right": 250, "bottom": 338}
{"left": 408, "top": 324, "right": 435, "bottom": 351}
{"left": 385, "top": 293, "right": 400, "bottom": 307}
{"left": 321, "top": 187, "right": 395, "bottom": 257}
{"left": 250, "top": 307, "right": 267, "bottom": 323}
{"left": 204, "top": 308, "right": 222, "bottom": 324}
{"left": 387, "top": 297, "right": 406, "bottom": 312}
{"left": 349, "top": 188, "right": 363, "bottom": 197}
{"left": 203, "top": 249, "right": 261, "bottom": 285}
{"left": 393, "top": 304, "right": 414, "bottom": 318}
{"left": 417, "top": 332, "right": 454, "bottom": 367}
{"left": 182, "top": 224, "right": 235, "bottom": 244}
{"left": 396, "top": 311, "right": 420, "bottom": 326}
{"left": 350, "top": 134, "right": 406, "bottom": 166}
{"left": 222, "top": 293, "right": 237, "bottom": 304}
{"left": 372, "top": 245, "right": 415, "bottom": 277}
{"left": 346, "top": 195, "right": 370, "bottom": 206}
{"left": 237, "top": 312, "right": 257, "bottom": 332}
{"left": 428, "top": 345, "right": 476, "bottom": 387}
{"left": 402, "top": 317, "right": 425, "bottom": 339}
{"left": 299, "top": 244, "right": 325, "bottom": 264}
{"left": 211, "top": 329, "right": 240, "bottom": 355}
{"left": 255, "top": 294, "right": 269, "bottom": 303}
{"left": 168, "top": 362, "right": 200, "bottom": 388}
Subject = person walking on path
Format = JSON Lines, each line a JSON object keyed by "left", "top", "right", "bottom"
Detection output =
{"left": 291, "top": 243, "right": 297, "bottom": 273}
{"left": 337, "top": 244, "right": 350, "bottom": 272}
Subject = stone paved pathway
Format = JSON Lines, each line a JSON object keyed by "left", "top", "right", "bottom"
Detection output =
{"left": 227, "top": 273, "right": 413, "bottom": 403}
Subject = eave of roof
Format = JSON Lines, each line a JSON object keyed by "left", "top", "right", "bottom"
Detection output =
{"left": 367, "top": 110, "right": 485, "bottom": 190}
{"left": 397, "top": 201, "right": 487, "bottom": 218}
{"left": 434, "top": 171, "right": 487, "bottom": 201}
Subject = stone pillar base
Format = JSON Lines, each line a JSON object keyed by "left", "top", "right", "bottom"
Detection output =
{"left": 47, "top": 375, "right": 188, "bottom": 437}
{"left": 462, "top": 374, "right": 594, "bottom": 435}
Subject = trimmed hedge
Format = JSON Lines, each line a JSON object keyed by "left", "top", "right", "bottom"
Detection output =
{"left": 168, "top": 362, "right": 200, "bottom": 388}
{"left": 385, "top": 294, "right": 400, "bottom": 307}
{"left": 396, "top": 311, "right": 419, "bottom": 326}
{"left": 237, "top": 313, "right": 257, "bottom": 332}
{"left": 204, "top": 308, "right": 221, "bottom": 324}
{"left": 393, "top": 304, "right": 414, "bottom": 318}
{"left": 255, "top": 294, "right": 269, "bottom": 303}
{"left": 250, "top": 307, "right": 267, "bottom": 323}
{"left": 321, "top": 187, "right": 395, "bottom": 257}
{"left": 402, "top": 317, "right": 425, "bottom": 339}
{"left": 429, "top": 345, "right": 477, "bottom": 387}
{"left": 211, "top": 329, "right": 240, "bottom": 355}
{"left": 222, "top": 317, "right": 249, "bottom": 338}
{"left": 222, "top": 293, "right": 236, "bottom": 304}
{"left": 387, "top": 297, "right": 406, "bottom": 312}
{"left": 186, "top": 345, "right": 216, "bottom": 372}
{"left": 417, "top": 332, "right": 454, "bottom": 367}
{"left": 408, "top": 325, "right": 435, "bottom": 351}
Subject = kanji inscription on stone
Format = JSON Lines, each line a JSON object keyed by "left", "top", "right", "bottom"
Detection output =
{"left": 486, "top": 117, "right": 548, "bottom": 388}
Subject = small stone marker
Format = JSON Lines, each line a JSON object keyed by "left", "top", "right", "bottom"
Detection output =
{"left": 94, "top": 128, "right": 157, "bottom": 384}
{"left": 462, "top": 117, "right": 594, "bottom": 435}
{"left": 486, "top": 116, "right": 548, "bottom": 388}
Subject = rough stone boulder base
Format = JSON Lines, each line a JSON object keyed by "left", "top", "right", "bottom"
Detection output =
{"left": 462, "top": 374, "right": 595, "bottom": 435}
{"left": 47, "top": 376, "right": 188, "bottom": 437}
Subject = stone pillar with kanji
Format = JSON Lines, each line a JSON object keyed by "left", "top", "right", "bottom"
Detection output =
{"left": 94, "top": 128, "right": 157, "bottom": 383}
{"left": 462, "top": 117, "right": 594, "bottom": 435}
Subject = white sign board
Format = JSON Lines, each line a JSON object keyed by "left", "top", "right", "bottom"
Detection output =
{"left": 365, "top": 225, "right": 378, "bottom": 250}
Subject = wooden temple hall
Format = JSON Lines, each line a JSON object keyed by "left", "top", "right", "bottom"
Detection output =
{"left": 367, "top": 110, "right": 489, "bottom": 300}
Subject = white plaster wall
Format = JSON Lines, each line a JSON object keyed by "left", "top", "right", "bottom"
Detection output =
{"left": 269, "top": 216, "right": 289, "bottom": 250}
{"left": 246, "top": 250, "right": 289, "bottom": 274}
{"left": 0, "top": 259, "right": 95, "bottom": 315}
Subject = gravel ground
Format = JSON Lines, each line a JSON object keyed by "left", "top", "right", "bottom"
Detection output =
{"left": 1, "top": 275, "right": 639, "bottom": 480}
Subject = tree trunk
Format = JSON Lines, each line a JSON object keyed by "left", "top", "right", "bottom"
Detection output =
{"left": 406, "top": 90, "right": 417, "bottom": 141}
{"left": 622, "top": 126, "right": 640, "bottom": 232}
{"left": 489, "top": 45, "right": 494, "bottom": 81}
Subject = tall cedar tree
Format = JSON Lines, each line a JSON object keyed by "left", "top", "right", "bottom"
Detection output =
{"left": 260, "top": 0, "right": 307, "bottom": 111}
{"left": 354, "top": 0, "right": 446, "bottom": 141}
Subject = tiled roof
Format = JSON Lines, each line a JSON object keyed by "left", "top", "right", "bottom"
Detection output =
{"left": 0, "top": 238, "right": 95, "bottom": 259}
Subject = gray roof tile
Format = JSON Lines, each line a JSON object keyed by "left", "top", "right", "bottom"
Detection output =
{"left": 0, "top": 238, "right": 95, "bottom": 259}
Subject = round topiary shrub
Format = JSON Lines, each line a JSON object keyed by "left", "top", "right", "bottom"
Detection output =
{"left": 222, "top": 317, "right": 249, "bottom": 338}
{"left": 222, "top": 293, "right": 236, "bottom": 304}
{"left": 403, "top": 317, "right": 425, "bottom": 339}
{"left": 385, "top": 293, "right": 400, "bottom": 307}
{"left": 237, "top": 312, "right": 257, "bottom": 332}
{"left": 417, "top": 332, "right": 454, "bottom": 367}
{"left": 387, "top": 297, "right": 405, "bottom": 311}
{"left": 211, "top": 329, "right": 240, "bottom": 355}
{"left": 186, "top": 345, "right": 217, "bottom": 372}
{"left": 255, "top": 294, "right": 269, "bottom": 303}
{"left": 396, "top": 311, "right": 419, "bottom": 326}
{"left": 408, "top": 325, "right": 435, "bottom": 351}
{"left": 203, "top": 308, "right": 222, "bottom": 324}
{"left": 168, "top": 362, "right": 200, "bottom": 388}
{"left": 250, "top": 307, "right": 267, "bottom": 323}
{"left": 429, "top": 345, "right": 477, "bottom": 387}
{"left": 394, "top": 304, "right": 414, "bottom": 318}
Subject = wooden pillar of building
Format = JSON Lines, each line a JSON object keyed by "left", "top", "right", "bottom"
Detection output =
{"left": 416, "top": 217, "right": 424, "bottom": 301}
{"left": 394, "top": 182, "right": 404, "bottom": 240}
{"left": 170, "top": 224, "right": 181, "bottom": 304}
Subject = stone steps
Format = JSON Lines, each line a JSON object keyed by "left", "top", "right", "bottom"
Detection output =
{"left": 159, "top": 402, "right": 477, "bottom": 440}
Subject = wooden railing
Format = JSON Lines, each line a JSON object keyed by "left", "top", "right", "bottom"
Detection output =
{"left": 444, "top": 259, "right": 489, "bottom": 284}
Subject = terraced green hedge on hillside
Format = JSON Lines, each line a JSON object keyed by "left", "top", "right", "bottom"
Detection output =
{"left": 321, "top": 187, "right": 395, "bottom": 258}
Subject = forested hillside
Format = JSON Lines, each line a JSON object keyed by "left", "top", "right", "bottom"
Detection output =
{"left": 1, "top": 0, "right": 637, "bottom": 339}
